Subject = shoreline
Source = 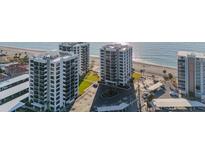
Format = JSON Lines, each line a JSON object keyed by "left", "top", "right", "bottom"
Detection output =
{"left": 0, "top": 45, "right": 177, "bottom": 77}
{"left": 90, "top": 55, "right": 176, "bottom": 69}
{"left": 0, "top": 46, "right": 47, "bottom": 56}
{"left": 90, "top": 55, "right": 177, "bottom": 77}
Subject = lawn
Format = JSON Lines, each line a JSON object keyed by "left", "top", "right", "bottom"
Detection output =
{"left": 79, "top": 80, "right": 92, "bottom": 95}
{"left": 79, "top": 71, "right": 99, "bottom": 95}
{"left": 84, "top": 71, "right": 99, "bottom": 81}
{"left": 132, "top": 72, "right": 142, "bottom": 81}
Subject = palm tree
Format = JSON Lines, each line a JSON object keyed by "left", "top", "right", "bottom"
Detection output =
{"left": 140, "top": 69, "right": 145, "bottom": 76}
{"left": 23, "top": 55, "right": 29, "bottom": 64}
{"left": 152, "top": 74, "right": 155, "bottom": 79}
{"left": 163, "top": 69, "right": 167, "bottom": 75}
{"left": 163, "top": 69, "right": 168, "bottom": 80}
{"left": 14, "top": 53, "right": 18, "bottom": 59}
{"left": 140, "top": 69, "right": 143, "bottom": 75}
{"left": 152, "top": 75, "right": 155, "bottom": 82}
{"left": 168, "top": 73, "right": 173, "bottom": 79}
{"left": 0, "top": 67, "right": 4, "bottom": 73}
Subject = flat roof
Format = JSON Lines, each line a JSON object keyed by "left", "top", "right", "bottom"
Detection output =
{"left": 152, "top": 98, "right": 205, "bottom": 108}
{"left": 0, "top": 81, "right": 29, "bottom": 99}
{"left": 0, "top": 74, "right": 29, "bottom": 88}
{"left": 0, "top": 62, "right": 18, "bottom": 68}
{"left": 101, "top": 43, "right": 132, "bottom": 52}
{"left": 97, "top": 103, "right": 129, "bottom": 112}
{"left": 59, "top": 42, "right": 89, "bottom": 47}
{"left": 177, "top": 51, "right": 205, "bottom": 58}
{"left": 31, "top": 51, "right": 77, "bottom": 63}
{"left": 0, "top": 93, "right": 28, "bottom": 112}
{"left": 148, "top": 82, "right": 163, "bottom": 92}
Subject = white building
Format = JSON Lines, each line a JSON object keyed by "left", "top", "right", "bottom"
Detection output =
{"left": 96, "top": 103, "right": 130, "bottom": 112}
{"left": 29, "top": 51, "right": 79, "bottom": 112}
{"left": 100, "top": 43, "right": 133, "bottom": 87}
{"left": 151, "top": 98, "right": 205, "bottom": 111}
{"left": 177, "top": 51, "right": 205, "bottom": 102}
{"left": 59, "top": 42, "right": 89, "bottom": 76}
{"left": 0, "top": 74, "right": 29, "bottom": 111}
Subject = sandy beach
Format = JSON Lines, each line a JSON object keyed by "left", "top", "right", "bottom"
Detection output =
{"left": 90, "top": 56, "right": 177, "bottom": 77}
{"left": 0, "top": 46, "right": 48, "bottom": 63}
{"left": 0, "top": 46, "right": 47, "bottom": 56}
{"left": 0, "top": 45, "right": 177, "bottom": 77}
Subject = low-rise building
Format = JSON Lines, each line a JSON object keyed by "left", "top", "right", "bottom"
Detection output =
{"left": 5, "top": 64, "right": 28, "bottom": 77}
{"left": 150, "top": 98, "right": 205, "bottom": 111}
{"left": 0, "top": 74, "right": 29, "bottom": 111}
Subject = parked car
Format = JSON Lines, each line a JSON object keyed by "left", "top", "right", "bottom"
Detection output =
{"left": 143, "top": 91, "right": 150, "bottom": 98}
{"left": 169, "top": 91, "right": 179, "bottom": 97}
{"left": 161, "top": 85, "right": 166, "bottom": 90}
{"left": 174, "top": 89, "right": 179, "bottom": 93}
{"left": 157, "top": 87, "right": 165, "bottom": 92}
{"left": 93, "top": 84, "right": 98, "bottom": 88}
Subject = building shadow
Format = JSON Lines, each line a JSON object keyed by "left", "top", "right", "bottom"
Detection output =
{"left": 90, "top": 81, "right": 138, "bottom": 112}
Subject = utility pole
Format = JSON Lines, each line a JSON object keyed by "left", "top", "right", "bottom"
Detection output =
{"left": 138, "top": 81, "right": 141, "bottom": 112}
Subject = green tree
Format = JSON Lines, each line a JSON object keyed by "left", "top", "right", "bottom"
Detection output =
{"left": 163, "top": 69, "right": 167, "bottom": 74}
{"left": 168, "top": 73, "right": 173, "bottom": 79}
{"left": 0, "top": 67, "right": 4, "bottom": 73}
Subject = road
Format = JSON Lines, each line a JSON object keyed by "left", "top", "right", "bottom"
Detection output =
{"left": 70, "top": 85, "right": 98, "bottom": 112}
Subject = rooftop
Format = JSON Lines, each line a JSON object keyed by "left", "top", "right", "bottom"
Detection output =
{"left": 152, "top": 98, "right": 205, "bottom": 108}
{"left": 148, "top": 82, "right": 163, "bottom": 92}
{"left": 59, "top": 42, "right": 89, "bottom": 47}
{"left": 97, "top": 103, "right": 129, "bottom": 112}
{"left": 31, "top": 50, "right": 77, "bottom": 62}
{"left": 177, "top": 51, "right": 205, "bottom": 58}
{"left": 0, "top": 81, "right": 29, "bottom": 99}
{"left": 5, "top": 64, "right": 28, "bottom": 77}
{"left": 0, "top": 74, "right": 29, "bottom": 88}
{"left": 101, "top": 43, "right": 132, "bottom": 52}
{"left": 0, "top": 73, "right": 7, "bottom": 81}
{"left": 0, "top": 63, "right": 28, "bottom": 82}
{"left": 0, "top": 93, "right": 28, "bottom": 112}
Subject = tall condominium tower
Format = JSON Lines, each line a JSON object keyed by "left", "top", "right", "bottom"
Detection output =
{"left": 29, "top": 51, "right": 79, "bottom": 112}
{"left": 177, "top": 51, "right": 205, "bottom": 102}
{"left": 100, "top": 43, "right": 133, "bottom": 87}
{"left": 59, "top": 42, "right": 89, "bottom": 76}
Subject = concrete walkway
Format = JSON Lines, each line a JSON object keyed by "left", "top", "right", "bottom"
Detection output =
{"left": 70, "top": 85, "right": 98, "bottom": 112}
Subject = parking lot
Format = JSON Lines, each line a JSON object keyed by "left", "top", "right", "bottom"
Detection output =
{"left": 135, "top": 74, "right": 178, "bottom": 111}
{"left": 153, "top": 81, "right": 173, "bottom": 99}
{"left": 91, "top": 83, "right": 138, "bottom": 112}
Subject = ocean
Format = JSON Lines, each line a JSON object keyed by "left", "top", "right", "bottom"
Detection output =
{"left": 1, "top": 42, "right": 205, "bottom": 68}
